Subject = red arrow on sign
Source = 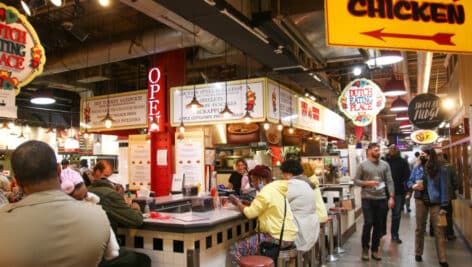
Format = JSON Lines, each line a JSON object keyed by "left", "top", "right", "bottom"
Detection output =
{"left": 361, "top": 28, "right": 455, "bottom": 46}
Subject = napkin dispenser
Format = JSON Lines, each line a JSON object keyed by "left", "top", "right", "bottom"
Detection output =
{"left": 191, "top": 196, "right": 214, "bottom": 212}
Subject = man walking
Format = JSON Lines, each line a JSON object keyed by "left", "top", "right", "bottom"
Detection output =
{"left": 385, "top": 144, "right": 410, "bottom": 243}
{"left": 354, "top": 143, "right": 395, "bottom": 261}
{"left": 0, "top": 141, "right": 111, "bottom": 267}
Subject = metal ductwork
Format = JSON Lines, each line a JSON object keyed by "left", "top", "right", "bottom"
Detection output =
{"left": 400, "top": 51, "right": 411, "bottom": 98}
{"left": 417, "top": 52, "right": 433, "bottom": 94}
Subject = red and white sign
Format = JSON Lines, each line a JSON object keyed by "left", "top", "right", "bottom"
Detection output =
{"left": 148, "top": 67, "right": 165, "bottom": 132}
{"left": 0, "top": 4, "right": 45, "bottom": 94}
{"left": 338, "top": 78, "right": 385, "bottom": 127}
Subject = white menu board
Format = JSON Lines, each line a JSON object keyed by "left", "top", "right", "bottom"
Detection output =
{"left": 128, "top": 135, "right": 150, "bottom": 187}
{"left": 297, "top": 98, "right": 324, "bottom": 131}
{"left": 81, "top": 90, "right": 148, "bottom": 131}
{"left": 267, "top": 80, "right": 298, "bottom": 125}
{"left": 171, "top": 79, "right": 264, "bottom": 126}
{"left": 175, "top": 130, "right": 205, "bottom": 186}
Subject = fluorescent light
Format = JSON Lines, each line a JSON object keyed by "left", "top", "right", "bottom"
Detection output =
{"left": 31, "top": 97, "right": 56, "bottom": 105}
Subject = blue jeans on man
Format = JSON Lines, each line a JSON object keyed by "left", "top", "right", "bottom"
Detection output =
{"left": 391, "top": 194, "right": 405, "bottom": 242}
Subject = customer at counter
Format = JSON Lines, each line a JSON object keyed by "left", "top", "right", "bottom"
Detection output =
{"left": 88, "top": 160, "right": 151, "bottom": 267}
{"left": 282, "top": 159, "right": 319, "bottom": 252}
{"left": 0, "top": 141, "right": 111, "bottom": 267}
{"left": 302, "top": 162, "right": 328, "bottom": 223}
{"left": 228, "top": 165, "right": 298, "bottom": 265}
{"left": 227, "top": 158, "right": 248, "bottom": 195}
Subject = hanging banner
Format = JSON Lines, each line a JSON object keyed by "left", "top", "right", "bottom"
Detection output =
{"left": 326, "top": 0, "right": 472, "bottom": 54}
{"left": 411, "top": 129, "right": 439, "bottom": 144}
{"left": 267, "top": 80, "right": 298, "bottom": 125}
{"left": 338, "top": 78, "right": 386, "bottom": 126}
{"left": 408, "top": 93, "right": 446, "bottom": 129}
{"left": 170, "top": 79, "right": 264, "bottom": 126}
{"left": 0, "top": 4, "right": 46, "bottom": 94}
{"left": 80, "top": 90, "right": 148, "bottom": 132}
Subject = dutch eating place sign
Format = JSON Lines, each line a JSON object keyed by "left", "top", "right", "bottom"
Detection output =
{"left": 326, "top": 0, "right": 472, "bottom": 53}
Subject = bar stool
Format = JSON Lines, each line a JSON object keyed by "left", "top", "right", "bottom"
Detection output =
{"left": 326, "top": 216, "right": 338, "bottom": 262}
{"left": 295, "top": 243, "right": 317, "bottom": 267}
{"left": 277, "top": 247, "right": 298, "bottom": 267}
{"left": 329, "top": 207, "right": 347, "bottom": 254}
{"left": 318, "top": 222, "right": 327, "bottom": 267}
{"left": 238, "top": 255, "right": 274, "bottom": 267}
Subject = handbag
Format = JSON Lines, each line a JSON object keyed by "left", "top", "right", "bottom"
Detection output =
{"left": 258, "top": 197, "right": 287, "bottom": 264}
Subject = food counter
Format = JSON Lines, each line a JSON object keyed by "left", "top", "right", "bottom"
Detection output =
{"left": 117, "top": 195, "right": 255, "bottom": 267}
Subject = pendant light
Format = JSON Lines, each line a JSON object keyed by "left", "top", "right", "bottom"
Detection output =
{"left": 277, "top": 82, "right": 283, "bottom": 131}
{"left": 366, "top": 50, "right": 403, "bottom": 66}
{"left": 395, "top": 111, "right": 408, "bottom": 121}
{"left": 390, "top": 97, "right": 408, "bottom": 112}
{"left": 186, "top": 24, "right": 204, "bottom": 112}
{"left": 242, "top": 53, "right": 252, "bottom": 124}
{"left": 383, "top": 74, "right": 407, "bottom": 97}
{"left": 178, "top": 90, "right": 185, "bottom": 138}
{"left": 101, "top": 95, "right": 115, "bottom": 128}
{"left": 220, "top": 43, "right": 234, "bottom": 118}
{"left": 17, "top": 123, "right": 26, "bottom": 142}
{"left": 263, "top": 119, "right": 270, "bottom": 130}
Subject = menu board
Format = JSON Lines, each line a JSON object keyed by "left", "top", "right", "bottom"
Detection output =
{"left": 267, "top": 81, "right": 298, "bottom": 125}
{"left": 128, "top": 135, "right": 150, "bottom": 187}
{"left": 80, "top": 90, "right": 148, "bottom": 132}
{"left": 175, "top": 130, "right": 205, "bottom": 187}
{"left": 297, "top": 98, "right": 324, "bottom": 131}
{"left": 171, "top": 79, "right": 264, "bottom": 126}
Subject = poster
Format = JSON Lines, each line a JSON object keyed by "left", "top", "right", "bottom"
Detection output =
{"left": 175, "top": 130, "right": 205, "bottom": 187}
{"left": 128, "top": 135, "right": 150, "bottom": 187}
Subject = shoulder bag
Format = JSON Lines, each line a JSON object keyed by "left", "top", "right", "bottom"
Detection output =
{"left": 258, "top": 197, "right": 287, "bottom": 264}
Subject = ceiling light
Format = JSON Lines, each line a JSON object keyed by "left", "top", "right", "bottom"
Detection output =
{"left": 288, "top": 124, "right": 294, "bottom": 134}
{"left": 98, "top": 0, "right": 110, "bottom": 7}
{"left": 243, "top": 111, "right": 252, "bottom": 124}
{"left": 179, "top": 121, "right": 185, "bottom": 134}
{"left": 366, "top": 50, "right": 403, "bottom": 66}
{"left": 313, "top": 74, "right": 321, "bottom": 82}
{"left": 390, "top": 97, "right": 408, "bottom": 112}
{"left": 220, "top": 82, "right": 234, "bottom": 118}
{"left": 353, "top": 67, "right": 362, "bottom": 76}
{"left": 149, "top": 117, "right": 159, "bottom": 132}
{"left": 395, "top": 112, "right": 409, "bottom": 121}
{"left": 277, "top": 119, "right": 283, "bottom": 131}
{"left": 50, "top": 0, "right": 63, "bottom": 7}
{"left": 384, "top": 75, "right": 407, "bottom": 97}
{"left": 30, "top": 89, "right": 56, "bottom": 105}
{"left": 263, "top": 119, "right": 270, "bottom": 130}
{"left": 21, "top": 0, "right": 33, "bottom": 16}
{"left": 101, "top": 97, "right": 115, "bottom": 129}
{"left": 442, "top": 98, "right": 455, "bottom": 110}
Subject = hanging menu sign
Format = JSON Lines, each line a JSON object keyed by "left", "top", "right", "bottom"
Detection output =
{"left": 338, "top": 78, "right": 386, "bottom": 126}
{"left": 297, "top": 98, "right": 323, "bottom": 130}
{"left": 171, "top": 79, "right": 264, "bottom": 126}
{"left": 80, "top": 90, "right": 148, "bottom": 132}
{"left": 0, "top": 4, "right": 45, "bottom": 94}
{"left": 0, "top": 89, "right": 16, "bottom": 118}
{"left": 408, "top": 93, "right": 445, "bottom": 129}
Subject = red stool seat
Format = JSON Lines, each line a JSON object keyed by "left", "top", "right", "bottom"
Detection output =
{"left": 239, "top": 255, "right": 274, "bottom": 267}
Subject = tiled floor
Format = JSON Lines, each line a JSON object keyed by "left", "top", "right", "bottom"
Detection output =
{"left": 328, "top": 204, "right": 472, "bottom": 267}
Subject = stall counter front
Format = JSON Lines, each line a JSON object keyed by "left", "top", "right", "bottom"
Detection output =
{"left": 117, "top": 196, "right": 255, "bottom": 267}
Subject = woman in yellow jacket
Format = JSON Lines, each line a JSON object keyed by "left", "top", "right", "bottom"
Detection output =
{"left": 302, "top": 162, "right": 328, "bottom": 223}
{"left": 229, "top": 165, "right": 298, "bottom": 265}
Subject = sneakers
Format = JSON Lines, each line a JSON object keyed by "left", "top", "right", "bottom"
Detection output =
{"left": 439, "top": 262, "right": 449, "bottom": 267}
{"left": 392, "top": 237, "right": 403, "bottom": 244}
{"left": 371, "top": 251, "right": 382, "bottom": 261}
{"left": 361, "top": 249, "right": 369, "bottom": 261}
{"left": 415, "top": 255, "right": 423, "bottom": 262}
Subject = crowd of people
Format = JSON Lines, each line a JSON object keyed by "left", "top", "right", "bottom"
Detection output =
{"left": 0, "top": 140, "right": 460, "bottom": 267}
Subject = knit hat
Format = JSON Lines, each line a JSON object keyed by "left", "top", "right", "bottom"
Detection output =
{"left": 60, "top": 168, "right": 84, "bottom": 194}
{"left": 248, "top": 165, "right": 272, "bottom": 181}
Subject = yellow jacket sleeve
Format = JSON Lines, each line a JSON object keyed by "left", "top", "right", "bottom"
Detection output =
{"left": 243, "top": 190, "right": 268, "bottom": 219}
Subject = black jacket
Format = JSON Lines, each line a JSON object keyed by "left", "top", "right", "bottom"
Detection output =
{"left": 386, "top": 152, "right": 411, "bottom": 195}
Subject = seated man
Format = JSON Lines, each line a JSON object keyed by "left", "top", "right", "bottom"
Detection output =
{"left": 89, "top": 160, "right": 150, "bottom": 267}
{"left": 0, "top": 141, "right": 111, "bottom": 267}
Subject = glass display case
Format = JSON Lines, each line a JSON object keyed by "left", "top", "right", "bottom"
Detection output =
{"left": 301, "top": 155, "right": 341, "bottom": 184}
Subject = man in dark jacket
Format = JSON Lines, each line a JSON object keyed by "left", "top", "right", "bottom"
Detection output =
{"left": 385, "top": 144, "right": 411, "bottom": 244}
{"left": 89, "top": 160, "right": 150, "bottom": 267}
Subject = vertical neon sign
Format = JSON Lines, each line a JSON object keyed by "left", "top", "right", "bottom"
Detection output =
{"left": 148, "top": 67, "right": 165, "bottom": 132}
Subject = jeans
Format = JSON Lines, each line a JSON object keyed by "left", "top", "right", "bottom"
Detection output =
{"left": 445, "top": 201, "right": 455, "bottom": 237}
{"left": 361, "top": 198, "right": 388, "bottom": 252}
{"left": 391, "top": 194, "right": 405, "bottom": 239}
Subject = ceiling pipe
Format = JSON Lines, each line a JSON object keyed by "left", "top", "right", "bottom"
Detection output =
{"left": 417, "top": 52, "right": 433, "bottom": 94}
{"left": 400, "top": 51, "right": 411, "bottom": 99}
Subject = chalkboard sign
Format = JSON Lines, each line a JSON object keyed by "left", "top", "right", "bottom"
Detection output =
{"left": 408, "top": 94, "right": 445, "bottom": 129}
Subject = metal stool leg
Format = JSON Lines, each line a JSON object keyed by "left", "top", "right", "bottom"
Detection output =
{"left": 319, "top": 223, "right": 327, "bottom": 267}
{"left": 327, "top": 219, "right": 338, "bottom": 262}
{"left": 335, "top": 213, "right": 345, "bottom": 254}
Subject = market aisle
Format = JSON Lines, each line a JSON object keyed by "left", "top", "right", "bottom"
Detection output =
{"left": 328, "top": 204, "right": 472, "bottom": 267}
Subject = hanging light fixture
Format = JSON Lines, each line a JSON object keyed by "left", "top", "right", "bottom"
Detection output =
{"left": 383, "top": 75, "right": 407, "bottom": 97}
{"left": 395, "top": 112, "right": 409, "bottom": 121}
{"left": 186, "top": 23, "right": 204, "bottom": 112}
{"left": 101, "top": 96, "right": 115, "bottom": 128}
{"left": 390, "top": 97, "right": 408, "bottom": 112}
{"left": 366, "top": 50, "right": 403, "bottom": 66}
{"left": 149, "top": 116, "right": 159, "bottom": 132}
{"left": 220, "top": 82, "right": 234, "bottom": 118}
{"left": 399, "top": 120, "right": 412, "bottom": 129}
{"left": 263, "top": 119, "right": 270, "bottom": 130}
{"left": 178, "top": 90, "right": 185, "bottom": 137}
{"left": 31, "top": 88, "right": 56, "bottom": 105}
